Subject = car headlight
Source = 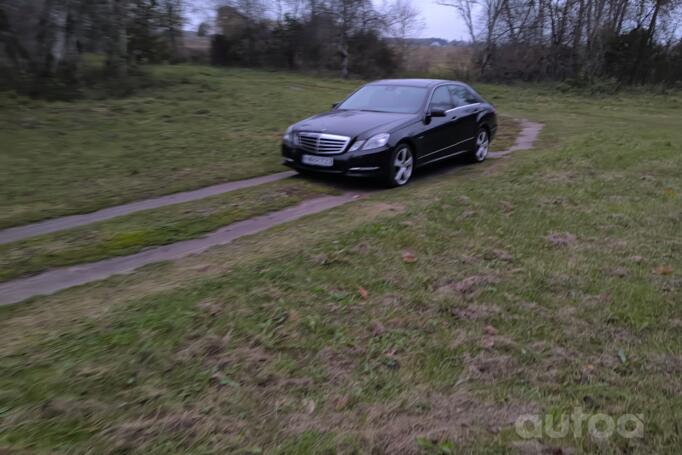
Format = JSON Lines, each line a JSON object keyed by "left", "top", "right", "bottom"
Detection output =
{"left": 348, "top": 140, "right": 365, "bottom": 152}
{"left": 363, "top": 133, "right": 390, "bottom": 150}
{"left": 282, "top": 126, "right": 295, "bottom": 143}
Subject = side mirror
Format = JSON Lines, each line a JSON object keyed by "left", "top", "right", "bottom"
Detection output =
{"left": 331, "top": 102, "right": 340, "bottom": 109}
{"left": 429, "top": 108, "right": 447, "bottom": 118}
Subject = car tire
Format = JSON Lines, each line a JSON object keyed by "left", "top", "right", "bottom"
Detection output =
{"left": 385, "top": 143, "right": 414, "bottom": 187}
{"left": 469, "top": 127, "right": 490, "bottom": 163}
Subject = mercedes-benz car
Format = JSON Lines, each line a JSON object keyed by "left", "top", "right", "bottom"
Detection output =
{"left": 281, "top": 79, "right": 497, "bottom": 187}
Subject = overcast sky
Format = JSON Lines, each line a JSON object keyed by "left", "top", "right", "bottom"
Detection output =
{"left": 412, "top": 1, "right": 468, "bottom": 41}
{"left": 188, "top": 1, "right": 469, "bottom": 41}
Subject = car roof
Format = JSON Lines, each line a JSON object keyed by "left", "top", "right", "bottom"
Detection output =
{"left": 368, "top": 79, "right": 463, "bottom": 88}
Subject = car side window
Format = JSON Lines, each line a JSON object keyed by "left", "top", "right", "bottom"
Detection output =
{"left": 449, "top": 85, "right": 481, "bottom": 106}
{"left": 429, "top": 86, "right": 454, "bottom": 112}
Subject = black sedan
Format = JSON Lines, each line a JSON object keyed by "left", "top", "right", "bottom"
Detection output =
{"left": 281, "top": 79, "right": 497, "bottom": 187}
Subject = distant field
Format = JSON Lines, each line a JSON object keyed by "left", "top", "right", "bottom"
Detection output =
{"left": 0, "top": 66, "right": 358, "bottom": 228}
{"left": 400, "top": 45, "right": 475, "bottom": 79}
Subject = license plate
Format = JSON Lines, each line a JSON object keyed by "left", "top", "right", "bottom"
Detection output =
{"left": 302, "top": 154, "right": 333, "bottom": 167}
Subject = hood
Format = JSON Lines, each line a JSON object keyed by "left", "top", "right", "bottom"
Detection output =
{"left": 294, "top": 110, "right": 416, "bottom": 138}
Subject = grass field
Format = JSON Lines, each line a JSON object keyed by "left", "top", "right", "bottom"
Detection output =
{"left": 0, "top": 68, "right": 680, "bottom": 454}
{"left": 0, "top": 66, "right": 358, "bottom": 229}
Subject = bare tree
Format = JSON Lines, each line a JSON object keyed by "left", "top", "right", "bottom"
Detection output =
{"left": 105, "top": 0, "right": 128, "bottom": 77}
{"left": 436, "top": 0, "right": 477, "bottom": 43}
{"left": 384, "top": 0, "right": 424, "bottom": 39}
{"left": 383, "top": 0, "right": 424, "bottom": 63}
{"left": 436, "top": 0, "right": 682, "bottom": 82}
{"left": 322, "top": 0, "right": 380, "bottom": 78}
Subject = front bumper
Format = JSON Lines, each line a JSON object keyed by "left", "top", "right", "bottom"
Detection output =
{"left": 281, "top": 143, "right": 390, "bottom": 177}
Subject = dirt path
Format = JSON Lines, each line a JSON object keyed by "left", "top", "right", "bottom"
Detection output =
{"left": 489, "top": 120, "right": 543, "bottom": 158}
{"left": 0, "top": 171, "right": 296, "bottom": 245}
{"left": 0, "top": 193, "right": 360, "bottom": 306}
{"left": 0, "top": 120, "right": 543, "bottom": 306}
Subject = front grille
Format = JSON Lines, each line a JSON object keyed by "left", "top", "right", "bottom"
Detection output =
{"left": 298, "top": 132, "right": 351, "bottom": 155}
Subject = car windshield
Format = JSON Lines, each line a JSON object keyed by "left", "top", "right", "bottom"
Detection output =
{"left": 338, "top": 85, "right": 427, "bottom": 114}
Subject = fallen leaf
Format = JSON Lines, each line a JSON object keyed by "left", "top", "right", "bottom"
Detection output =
{"left": 351, "top": 243, "right": 369, "bottom": 254}
{"left": 580, "top": 364, "right": 595, "bottom": 382}
{"left": 483, "top": 325, "right": 498, "bottom": 336}
{"left": 288, "top": 310, "right": 300, "bottom": 322}
{"left": 453, "top": 274, "right": 499, "bottom": 293}
{"left": 311, "top": 253, "right": 328, "bottom": 265}
{"left": 480, "top": 336, "right": 495, "bottom": 349}
{"left": 334, "top": 395, "right": 349, "bottom": 411}
{"left": 484, "top": 249, "right": 513, "bottom": 262}
{"left": 654, "top": 266, "right": 673, "bottom": 275}
{"left": 608, "top": 267, "right": 628, "bottom": 278}
{"left": 499, "top": 200, "right": 514, "bottom": 213}
{"left": 617, "top": 349, "right": 627, "bottom": 364}
{"left": 358, "top": 287, "right": 369, "bottom": 300}
{"left": 369, "top": 320, "right": 385, "bottom": 337}
{"left": 210, "top": 373, "right": 237, "bottom": 388}
{"left": 302, "top": 398, "right": 316, "bottom": 414}
{"left": 401, "top": 251, "right": 417, "bottom": 263}
{"left": 383, "top": 353, "right": 400, "bottom": 369}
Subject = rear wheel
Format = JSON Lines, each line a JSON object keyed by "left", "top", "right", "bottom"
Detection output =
{"left": 386, "top": 143, "right": 414, "bottom": 187}
{"left": 470, "top": 127, "right": 490, "bottom": 163}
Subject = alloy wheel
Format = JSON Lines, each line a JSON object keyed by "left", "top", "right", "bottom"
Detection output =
{"left": 475, "top": 130, "right": 490, "bottom": 161}
{"left": 393, "top": 146, "right": 414, "bottom": 185}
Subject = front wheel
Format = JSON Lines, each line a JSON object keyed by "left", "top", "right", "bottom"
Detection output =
{"left": 470, "top": 128, "right": 490, "bottom": 163}
{"left": 385, "top": 144, "right": 414, "bottom": 187}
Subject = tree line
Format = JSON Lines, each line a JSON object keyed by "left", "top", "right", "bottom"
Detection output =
{"left": 0, "top": 0, "right": 184, "bottom": 94}
{"left": 0, "top": 0, "right": 422, "bottom": 93}
{"left": 438, "top": 0, "right": 682, "bottom": 85}
{"left": 208, "top": 0, "right": 422, "bottom": 79}
{"left": 1, "top": 0, "right": 680, "bottom": 97}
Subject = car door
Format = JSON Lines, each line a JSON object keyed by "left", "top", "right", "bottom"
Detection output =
{"left": 447, "top": 85, "right": 481, "bottom": 151}
{"left": 418, "top": 85, "right": 458, "bottom": 163}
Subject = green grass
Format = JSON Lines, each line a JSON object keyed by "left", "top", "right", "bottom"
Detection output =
{"left": 0, "top": 71, "right": 681, "bottom": 454}
{"left": 0, "top": 178, "right": 336, "bottom": 282}
{"left": 0, "top": 66, "right": 358, "bottom": 229}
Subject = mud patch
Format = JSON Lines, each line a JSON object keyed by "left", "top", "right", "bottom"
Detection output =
{"left": 436, "top": 274, "right": 499, "bottom": 300}
{"left": 463, "top": 351, "right": 515, "bottom": 382}
{"left": 108, "top": 411, "right": 244, "bottom": 452}
{"left": 360, "top": 202, "right": 406, "bottom": 218}
{"left": 488, "top": 120, "right": 543, "bottom": 158}
{"left": 176, "top": 333, "right": 230, "bottom": 362}
{"left": 542, "top": 170, "right": 578, "bottom": 185}
{"left": 545, "top": 232, "right": 577, "bottom": 247}
{"left": 510, "top": 440, "right": 574, "bottom": 454}
{"left": 450, "top": 303, "right": 501, "bottom": 320}
{"left": 287, "top": 390, "right": 536, "bottom": 454}
{"left": 484, "top": 248, "right": 514, "bottom": 262}
{"left": 316, "top": 346, "right": 359, "bottom": 386}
